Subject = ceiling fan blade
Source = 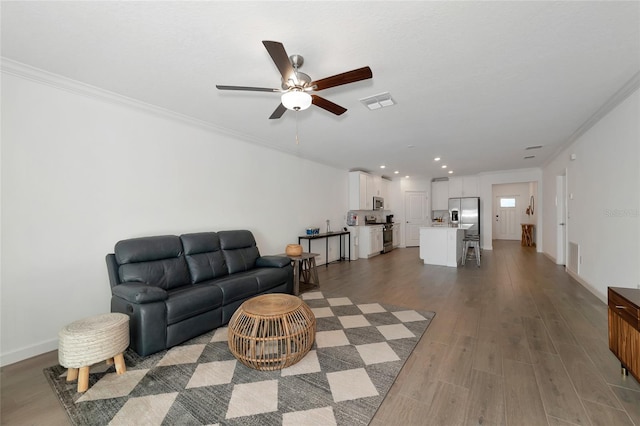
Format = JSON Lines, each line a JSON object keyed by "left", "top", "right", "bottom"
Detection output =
{"left": 262, "top": 41, "right": 298, "bottom": 85}
{"left": 216, "top": 85, "right": 279, "bottom": 92}
{"left": 311, "top": 95, "right": 347, "bottom": 116}
{"left": 269, "top": 103, "right": 287, "bottom": 119}
{"left": 311, "top": 66, "right": 373, "bottom": 91}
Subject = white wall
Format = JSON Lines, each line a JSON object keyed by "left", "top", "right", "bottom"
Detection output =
{"left": 542, "top": 88, "right": 640, "bottom": 300}
{"left": 1, "top": 70, "right": 348, "bottom": 365}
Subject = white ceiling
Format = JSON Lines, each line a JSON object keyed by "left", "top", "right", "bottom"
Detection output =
{"left": 2, "top": 1, "right": 639, "bottom": 180}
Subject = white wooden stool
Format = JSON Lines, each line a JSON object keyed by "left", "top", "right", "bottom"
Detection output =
{"left": 58, "top": 313, "right": 129, "bottom": 392}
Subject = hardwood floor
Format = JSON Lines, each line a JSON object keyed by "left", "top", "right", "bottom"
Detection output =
{"left": 2, "top": 240, "right": 638, "bottom": 425}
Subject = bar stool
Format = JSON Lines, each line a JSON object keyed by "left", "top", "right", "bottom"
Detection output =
{"left": 462, "top": 235, "right": 481, "bottom": 267}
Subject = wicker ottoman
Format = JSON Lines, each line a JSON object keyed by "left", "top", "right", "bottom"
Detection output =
{"left": 58, "top": 313, "right": 129, "bottom": 392}
{"left": 228, "top": 294, "right": 316, "bottom": 371}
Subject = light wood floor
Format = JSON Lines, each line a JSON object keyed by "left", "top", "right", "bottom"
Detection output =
{"left": 2, "top": 240, "right": 639, "bottom": 425}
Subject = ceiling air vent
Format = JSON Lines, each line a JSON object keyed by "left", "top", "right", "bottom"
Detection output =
{"left": 360, "top": 92, "right": 396, "bottom": 110}
{"left": 525, "top": 145, "right": 543, "bottom": 150}
{"left": 524, "top": 155, "right": 535, "bottom": 159}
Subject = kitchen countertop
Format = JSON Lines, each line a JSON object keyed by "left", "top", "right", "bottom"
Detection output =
{"left": 422, "top": 223, "right": 472, "bottom": 230}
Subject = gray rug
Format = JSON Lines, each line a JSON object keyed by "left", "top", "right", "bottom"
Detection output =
{"left": 44, "top": 291, "right": 435, "bottom": 425}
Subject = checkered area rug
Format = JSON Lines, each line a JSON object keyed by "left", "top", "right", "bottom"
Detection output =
{"left": 44, "top": 291, "right": 435, "bottom": 425}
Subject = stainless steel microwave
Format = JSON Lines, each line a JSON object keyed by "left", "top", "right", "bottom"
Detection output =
{"left": 373, "top": 196, "right": 384, "bottom": 210}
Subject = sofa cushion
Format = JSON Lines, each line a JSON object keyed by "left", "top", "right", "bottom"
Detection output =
{"left": 207, "top": 273, "right": 259, "bottom": 305}
{"left": 245, "top": 268, "right": 291, "bottom": 292}
{"left": 115, "top": 235, "right": 190, "bottom": 290}
{"left": 219, "top": 230, "right": 260, "bottom": 274}
{"left": 181, "top": 232, "right": 229, "bottom": 283}
{"left": 112, "top": 283, "right": 168, "bottom": 304}
{"left": 165, "top": 284, "right": 223, "bottom": 325}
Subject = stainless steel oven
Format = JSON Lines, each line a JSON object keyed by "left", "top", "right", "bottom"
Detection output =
{"left": 382, "top": 224, "right": 393, "bottom": 253}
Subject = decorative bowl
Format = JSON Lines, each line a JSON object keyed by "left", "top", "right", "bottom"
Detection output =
{"left": 285, "top": 244, "right": 303, "bottom": 256}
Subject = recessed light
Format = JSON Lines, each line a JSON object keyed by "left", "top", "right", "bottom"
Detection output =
{"left": 434, "top": 157, "right": 441, "bottom": 161}
{"left": 380, "top": 165, "right": 386, "bottom": 169}
{"left": 405, "top": 175, "right": 410, "bottom": 179}
{"left": 441, "top": 165, "right": 447, "bottom": 169}
{"left": 394, "top": 171, "right": 399, "bottom": 174}
{"left": 448, "top": 170, "right": 453, "bottom": 174}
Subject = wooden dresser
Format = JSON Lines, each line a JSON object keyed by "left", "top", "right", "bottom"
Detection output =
{"left": 608, "top": 287, "right": 640, "bottom": 382}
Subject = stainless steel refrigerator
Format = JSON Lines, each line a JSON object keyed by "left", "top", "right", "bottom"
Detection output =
{"left": 448, "top": 197, "right": 480, "bottom": 238}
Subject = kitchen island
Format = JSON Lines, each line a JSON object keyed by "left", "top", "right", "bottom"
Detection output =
{"left": 419, "top": 224, "right": 472, "bottom": 267}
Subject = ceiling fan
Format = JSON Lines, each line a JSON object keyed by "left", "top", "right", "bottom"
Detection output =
{"left": 216, "top": 41, "right": 373, "bottom": 119}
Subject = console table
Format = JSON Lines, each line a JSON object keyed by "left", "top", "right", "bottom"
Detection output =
{"left": 521, "top": 223, "right": 535, "bottom": 246}
{"left": 608, "top": 287, "right": 640, "bottom": 382}
{"left": 298, "top": 231, "right": 350, "bottom": 267}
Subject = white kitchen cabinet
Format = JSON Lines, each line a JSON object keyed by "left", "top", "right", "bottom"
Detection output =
{"left": 373, "top": 226, "right": 383, "bottom": 253}
{"left": 358, "top": 225, "right": 383, "bottom": 258}
{"left": 381, "top": 178, "right": 390, "bottom": 209}
{"left": 448, "top": 175, "right": 479, "bottom": 198}
{"left": 349, "top": 171, "right": 390, "bottom": 210}
{"left": 368, "top": 175, "right": 382, "bottom": 200}
{"left": 392, "top": 225, "right": 400, "bottom": 247}
{"left": 431, "top": 180, "right": 449, "bottom": 210}
{"left": 349, "top": 171, "right": 373, "bottom": 210}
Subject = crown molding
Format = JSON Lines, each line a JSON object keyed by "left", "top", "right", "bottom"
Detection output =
{"left": 0, "top": 57, "right": 303, "bottom": 158}
{"left": 543, "top": 71, "right": 640, "bottom": 168}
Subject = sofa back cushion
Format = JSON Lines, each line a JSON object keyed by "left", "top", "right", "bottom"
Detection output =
{"left": 180, "top": 232, "right": 229, "bottom": 284}
{"left": 115, "top": 235, "right": 190, "bottom": 290}
{"left": 218, "top": 230, "right": 260, "bottom": 274}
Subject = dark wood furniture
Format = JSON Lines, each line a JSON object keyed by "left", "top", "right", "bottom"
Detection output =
{"left": 280, "top": 252, "right": 320, "bottom": 295}
{"left": 298, "top": 231, "right": 350, "bottom": 266}
{"left": 608, "top": 286, "right": 640, "bottom": 382}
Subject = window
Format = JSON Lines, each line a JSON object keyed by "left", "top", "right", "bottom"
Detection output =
{"left": 500, "top": 197, "right": 516, "bottom": 208}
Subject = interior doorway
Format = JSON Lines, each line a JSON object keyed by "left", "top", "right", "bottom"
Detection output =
{"left": 404, "top": 191, "right": 427, "bottom": 247}
{"left": 491, "top": 181, "right": 537, "bottom": 244}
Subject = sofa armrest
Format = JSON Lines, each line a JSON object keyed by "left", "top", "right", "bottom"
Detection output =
{"left": 256, "top": 255, "right": 291, "bottom": 268}
{"left": 112, "top": 283, "right": 168, "bottom": 304}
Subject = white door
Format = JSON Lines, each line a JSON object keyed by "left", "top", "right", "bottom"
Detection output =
{"left": 556, "top": 174, "right": 567, "bottom": 265}
{"left": 405, "top": 191, "right": 427, "bottom": 247}
{"left": 494, "top": 196, "right": 520, "bottom": 240}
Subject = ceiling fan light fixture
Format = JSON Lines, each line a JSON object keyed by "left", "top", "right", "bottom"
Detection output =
{"left": 281, "top": 90, "right": 312, "bottom": 111}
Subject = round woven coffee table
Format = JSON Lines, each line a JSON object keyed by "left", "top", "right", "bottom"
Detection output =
{"left": 58, "top": 313, "right": 129, "bottom": 392}
{"left": 228, "top": 293, "right": 316, "bottom": 371}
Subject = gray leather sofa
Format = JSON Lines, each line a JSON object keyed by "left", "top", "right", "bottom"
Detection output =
{"left": 106, "top": 230, "right": 293, "bottom": 356}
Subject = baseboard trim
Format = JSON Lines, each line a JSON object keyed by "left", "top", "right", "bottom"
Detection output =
{"left": 566, "top": 269, "right": 606, "bottom": 304}
{"left": 0, "top": 338, "right": 58, "bottom": 367}
{"left": 543, "top": 251, "right": 558, "bottom": 264}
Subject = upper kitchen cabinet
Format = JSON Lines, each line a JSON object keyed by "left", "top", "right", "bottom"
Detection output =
{"left": 380, "top": 178, "right": 391, "bottom": 209}
{"left": 350, "top": 171, "right": 391, "bottom": 210}
{"left": 431, "top": 180, "right": 449, "bottom": 210}
{"left": 349, "top": 171, "right": 369, "bottom": 210}
{"left": 448, "top": 176, "right": 479, "bottom": 198}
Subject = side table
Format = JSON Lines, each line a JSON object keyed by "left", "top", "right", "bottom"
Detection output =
{"left": 521, "top": 224, "right": 535, "bottom": 247}
{"left": 227, "top": 293, "right": 316, "bottom": 371}
{"left": 280, "top": 252, "right": 320, "bottom": 295}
